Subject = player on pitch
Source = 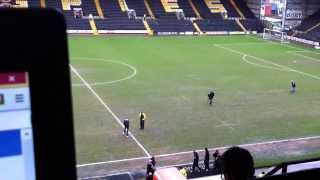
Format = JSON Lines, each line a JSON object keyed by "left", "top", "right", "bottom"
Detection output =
{"left": 290, "top": 80, "right": 296, "bottom": 93}
{"left": 123, "top": 118, "right": 129, "bottom": 137}
{"left": 139, "top": 112, "right": 147, "bottom": 130}
{"left": 208, "top": 90, "right": 215, "bottom": 105}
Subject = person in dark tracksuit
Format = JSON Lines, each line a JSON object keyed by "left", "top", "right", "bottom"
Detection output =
{"left": 150, "top": 156, "right": 156, "bottom": 167}
{"left": 213, "top": 150, "right": 220, "bottom": 161}
{"left": 208, "top": 91, "right": 215, "bottom": 105}
{"left": 192, "top": 150, "right": 200, "bottom": 172}
{"left": 213, "top": 150, "right": 221, "bottom": 173}
{"left": 204, "top": 147, "right": 210, "bottom": 171}
{"left": 290, "top": 80, "right": 296, "bottom": 93}
{"left": 146, "top": 159, "right": 155, "bottom": 180}
{"left": 123, "top": 118, "right": 129, "bottom": 137}
{"left": 139, "top": 112, "right": 146, "bottom": 130}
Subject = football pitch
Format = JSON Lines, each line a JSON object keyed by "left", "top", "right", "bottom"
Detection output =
{"left": 69, "top": 35, "right": 320, "bottom": 172}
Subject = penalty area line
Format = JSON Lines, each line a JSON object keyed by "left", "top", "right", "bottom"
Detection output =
{"left": 214, "top": 44, "right": 320, "bottom": 81}
{"left": 287, "top": 51, "right": 320, "bottom": 63}
{"left": 70, "top": 65, "right": 151, "bottom": 158}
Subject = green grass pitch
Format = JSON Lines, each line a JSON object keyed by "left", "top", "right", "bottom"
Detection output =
{"left": 69, "top": 35, "right": 320, "bottom": 166}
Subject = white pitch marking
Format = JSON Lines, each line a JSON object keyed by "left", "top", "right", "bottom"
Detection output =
{"left": 155, "top": 135, "right": 320, "bottom": 158}
{"left": 247, "top": 35, "right": 320, "bottom": 53}
{"left": 287, "top": 51, "right": 320, "bottom": 63}
{"left": 77, "top": 156, "right": 148, "bottom": 168}
{"left": 214, "top": 44, "right": 320, "bottom": 80}
{"left": 79, "top": 172, "right": 132, "bottom": 180}
{"left": 77, "top": 37, "right": 320, "bottom": 169}
{"left": 71, "top": 57, "right": 137, "bottom": 87}
{"left": 216, "top": 42, "right": 272, "bottom": 46}
{"left": 246, "top": 35, "right": 320, "bottom": 64}
{"left": 77, "top": 135, "right": 320, "bottom": 168}
{"left": 70, "top": 65, "right": 151, "bottom": 157}
{"left": 245, "top": 35, "right": 303, "bottom": 51}
{"left": 242, "top": 55, "right": 290, "bottom": 72}
{"left": 216, "top": 120, "right": 235, "bottom": 130}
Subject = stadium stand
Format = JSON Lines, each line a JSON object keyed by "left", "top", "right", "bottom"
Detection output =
{"left": 240, "top": 19, "right": 264, "bottom": 32}
{"left": 144, "top": 0, "right": 196, "bottom": 34}
{"left": 15, "top": 0, "right": 28, "bottom": 8}
{"left": 161, "top": 0, "right": 179, "bottom": 13}
{"left": 220, "top": 0, "right": 240, "bottom": 18}
{"left": 229, "top": 0, "right": 245, "bottom": 18}
{"left": 126, "top": 0, "right": 148, "bottom": 17}
{"left": 233, "top": 0, "right": 256, "bottom": 18}
{"left": 21, "top": 0, "right": 264, "bottom": 34}
{"left": 203, "top": 0, "right": 227, "bottom": 15}
{"left": 80, "top": 0, "right": 98, "bottom": 17}
{"left": 289, "top": 10, "right": 320, "bottom": 42}
{"left": 147, "top": 18, "right": 195, "bottom": 34}
{"left": 31, "top": 0, "right": 91, "bottom": 30}
{"left": 196, "top": 19, "right": 241, "bottom": 32}
{"left": 28, "top": 0, "right": 40, "bottom": 8}
{"left": 177, "top": 0, "right": 197, "bottom": 18}
{"left": 148, "top": 0, "right": 176, "bottom": 18}
{"left": 118, "top": 0, "right": 129, "bottom": 12}
{"left": 95, "top": 0, "right": 145, "bottom": 30}
{"left": 192, "top": 0, "right": 223, "bottom": 19}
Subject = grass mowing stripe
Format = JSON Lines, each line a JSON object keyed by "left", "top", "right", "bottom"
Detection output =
{"left": 70, "top": 64, "right": 152, "bottom": 157}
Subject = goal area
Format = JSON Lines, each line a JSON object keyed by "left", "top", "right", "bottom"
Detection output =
{"left": 263, "top": 28, "right": 288, "bottom": 43}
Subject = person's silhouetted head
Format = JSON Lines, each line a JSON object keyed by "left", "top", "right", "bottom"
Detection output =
{"left": 221, "top": 146, "right": 254, "bottom": 180}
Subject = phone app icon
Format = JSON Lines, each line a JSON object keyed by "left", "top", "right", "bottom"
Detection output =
{"left": 0, "top": 94, "right": 4, "bottom": 105}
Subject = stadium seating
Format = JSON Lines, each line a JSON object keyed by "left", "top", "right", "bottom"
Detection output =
{"left": 192, "top": 0, "right": 223, "bottom": 19}
{"left": 196, "top": 19, "right": 241, "bottom": 32}
{"left": 28, "top": 0, "right": 40, "bottom": 8}
{"left": 80, "top": 0, "right": 98, "bottom": 17}
{"left": 15, "top": 0, "right": 28, "bottom": 8}
{"left": 24, "top": 0, "right": 263, "bottom": 33}
{"left": 220, "top": 0, "right": 239, "bottom": 18}
{"left": 203, "top": 0, "right": 226, "bottom": 15}
{"left": 96, "top": 0, "right": 145, "bottom": 30}
{"left": 240, "top": 19, "right": 264, "bottom": 32}
{"left": 97, "top": 0, "right": 145, "bottom": 30}
{"left": 148, "top": 0, "right": 176, "bottom": 19}
{"left": 40, "top": 0, "right": 91, "bottom": 30}
{"left": 161, "top": 0, "right": 180, "bottom": 13}
{"left": 142, "top": 0, "right": 197, "bottom": 34}
{"left": 291, "top": 10, "right": 320, "bottom": 42}
{"left": 233, "top": 0, "right": 255, "bottom": 18}
{"left": 177, "top": 0, "right": 197, "bottom": 18}
{"left": 126, "top": 0, "right": 148, "bottom": 17}
{"left": 147, "top": 18, "right": 195, "bottom": 34}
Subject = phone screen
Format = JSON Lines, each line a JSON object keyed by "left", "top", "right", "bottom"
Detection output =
{"left": 0, "top": 72, "right": 35, "bottom": 180}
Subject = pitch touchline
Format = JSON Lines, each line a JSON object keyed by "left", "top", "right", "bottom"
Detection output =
{"left": 77, "top": 135, "right": 320, "bottom": 168}
{"left": 77, "top": 156, "right": 148, "bottom": 167}
{"left": 214, "top": 44, "right": 320, "bottom": 81}
{"left": 70, "top": 65, "right": 151, "bottom": 158}
{"left": 80, "top": 172, "right": 132, "bottom": 180}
